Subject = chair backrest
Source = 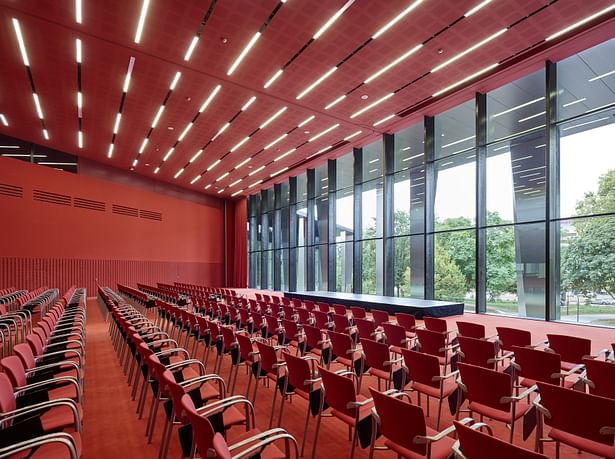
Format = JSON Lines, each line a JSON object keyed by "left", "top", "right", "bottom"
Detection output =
{"left": 236, "top": 333, "right": 254, "bottom": 362}
{"left": 369, "top": 388, "right": 427, "bottom": 456}
{"left": 583, "top": 358, "right": 615, "bottom": 399}
{"left": 396, "top": 313, "right": 416, "bottom": 333}
{"left": 382, "top": 323, "right": 406, "bottom": 349}
{"left": 416, "top": 328, "right": 446, "bottom": 358}
{"left": 319, "top": 366, "right": 356, "bottom": 417}
{"left": 255, "top": 341, "right": 279, "bottom": 375}
{"left": 0, "top": 373, "right": 17, "bottom": 413}
{"left": 457, "top": 336, "right": 497, "bottom": 370}
{"left": 350, "top": 306, "right": 366, "bottom": 319}
{"left": 281, "top": 297, "right": 291, "bottom": 306}
{"left": 456, "top": 321, "right": 486, "bottom": 339}
{"left": 512, "top": 346, "right": 561, "bottom": 385}
{"left": 454, "top": 420, "right": 548, "bottom": 459}
{"left": 328, "top": 330, "right": 353, "bottom": 359}
{"left": 424, "top": 317, "right": 447, "bottom": 333}
{"left": 371, "top": 309, "right": 389, "bottom": 327}
{"left": 295, "top": 308, "right": 311, "bottom": 325}
{"left": 537, "top": 381, "right": 615, "bottom": 446}
{"left": 332, "top": 304, "right": 347, "bottom": 316}
{"left": 332, "top": 314, "right": 350, "bottom": 333}
{"left": 221, "top": 326, "right": 236, "bottom": 352}
{"left": 180, "top": 394, "right": 217, "bottom": 454}
{"left": 361, "top": 338, "right": 390, "bottom": 372}
{"left": 13, "top": 343, "right": 36, "bottom": 370}
{"left": 282, "top": 319, "right": 299, "bottom": 342}
{"left": 1, "top": 356, "right": 27, "bottom": 388}
{"left": 212, "top": 433, "right": 233, "bottom": 459}
{"left": 161, "top": 369, "right": 190, "bottom": 423}
{"left": 291, "top": 298, "right": 302, "bottom": 309}
{"left": 496, "top": 327, "right": 531, "bottom": 353}
{"left": 283, "top": 352, "right": 311, "bottom": 393}
{"left": 354, "top": 317, "right": 376, "bottom": 340}
{"left": 546, "top": 334, "right": 591, "bottom": 365}
{"left": 303, "top": 324, "right": 323, "bottom": 349}
{"left": 401, "top": 348, "right": 440, "bottom": 389}
{"left": 458, "top": 362, "right": 512, "bottom": 414}
{"left": 304, "top": 300, "right": 315, "bottom": 312}
{"left": 312, "top": 310, "right": 330, "bottom": 329}
{"left": 317, "top": 302, "right": 330, "bottom": 313}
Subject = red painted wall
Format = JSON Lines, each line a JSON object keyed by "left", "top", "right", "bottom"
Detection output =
{"left": 0, "top": 157, "right": 226, "bottom": 294}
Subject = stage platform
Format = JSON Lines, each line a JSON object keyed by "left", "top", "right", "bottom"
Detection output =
{"left": 284, "top": 291, "right": 464, "bottom": 318}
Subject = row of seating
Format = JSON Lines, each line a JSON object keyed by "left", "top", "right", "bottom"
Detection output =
{"left": 104, "top": 287, "right": 300, "bottom": 459}
{"left": 0, "top": 287, "right": 86, "bottom": 459}
{"left": 113, "top": 285, "right": 615, "bottom": 458}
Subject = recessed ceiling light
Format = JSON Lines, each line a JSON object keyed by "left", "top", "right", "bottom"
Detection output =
{"left": 304, "top": 130, "right": 310, "bottom": 134}
{"left": 167, "top": 126, "right": 174, "bottom": 131}
{"left": 361, "top": 95, "right": 369, "bottom": 100}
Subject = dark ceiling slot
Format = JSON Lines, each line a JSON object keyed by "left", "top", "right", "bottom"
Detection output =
{"left": 0, "top": 183, "right": 23, "bottom": 199}
{"left": 74, "top": 197, "right": 106, "bottom": 212}
{"left": 112, "top": 204, "right": 139, "bottom": 217}
{"left": 139, "top": 209, "right": 163, "bottom": 221}
{"left": 33, "top": 189, "right": 71, "bottom": 206}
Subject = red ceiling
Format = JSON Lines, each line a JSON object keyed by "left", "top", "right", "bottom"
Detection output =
{"left": 1, "top": 0, "right": 614, "bottom": 198}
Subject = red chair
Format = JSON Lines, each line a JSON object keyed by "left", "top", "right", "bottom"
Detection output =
{"left": 369, "top": 387, "right": 456, "bottom": 459}
{"left": 281, "top": 352, "right": 322, "bottom": 456}
{"left": 416, "top": 328, "right": 457, "bottom": 374}
{"left": 545, "top": 333, "right": 592, "bottom": 371}
{"left": 354, "top": 317, "right": 379, "bottom": 341}
{"left": 332, "top": 303, "right": 347, "bottom": 316}
{"left": 252, "top": 341, "right": 286, "bottom": 426}
{"left": 535, "top": 381, "right": 615, "bottom": 458}
{"left": 424, "top": 317, "right": 448, "bottom": 334}
{"left": 401, "top": 348, "right": 457, "bottom": 429}
{"left": 280, "top": 319, "right": 301, "bottom": 351}
{"left": 512, "top": 345, "right": 578, "bottom": 389}
{"left": 371, "top": 309, "right": 390, "bottom": 328}
{"left": 332, "top": 313, "right": 352, "bottom": 334}
{"left": 328, "top": 330, "right": 362, "bottom": 377}
{"left": 316, "top": 302, "right": 330, "bottom": 313}
{"left": 456, "top": 336, "right": 500, "bottom": 370}
{"left": 456, "top": 362, "right": 535, "bottom": 442}
{"left": 235, "top": 332, "right": 259, "bottom": 397}
{"left": 496, "top": 327, "right": 532, "bottom": 354}
{"left": 312, "top": 310, "right": 332, "bottom": 330}
{"left": 580, "top": 357, "right": 615, "bottom": 399}
{"left": 181, "top": 393, "right": 298, "bottom": 459}
{"left": 452, "top": 420, "right": 547, "bottom": 459}
{"left": 350, "top": 306, "right": 367, "bottom": 319}
{"left": 304, "top": 300, "right": 315, "bottom": 312}
{"left": 295, "top": 307, "right": 312, "bottom": 325}
{"left": 361, "top": 338, "right": 403, "bottom": 391}
{"left": 382, "top": 322, "right": 410, "bottom": 355}
{"left": 396, "top": 312, "right": 418, "bottom": 338}
{"left": 456, "top": 321, "right": 487, "bottom": 339}
{"left": 312, "top": 366, "right": 372, "bottom": 459}
{"left": 0, "top": 432, "right": 82, "bottom": 459}
{"left": 302, "top": 324, "right": 330, "bottom": 366}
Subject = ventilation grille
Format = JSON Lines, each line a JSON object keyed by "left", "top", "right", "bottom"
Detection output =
{"left": 112, "top": 204, "right": 139, "bottom": 217}
{"left": 0, "top": 183, "right": 23, "bottom": 198}
{"left": 74, "top": 197, "right": 105, "bottom": 212}
{"left": 139, "top": 209, "right": 162, "bottom": 221}
{"left": 33, "top": 189, "right": 71, "bottom": 206}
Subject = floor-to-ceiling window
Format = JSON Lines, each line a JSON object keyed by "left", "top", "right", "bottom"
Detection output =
{"left": 246, "top": 36, "right": 615, "bottom": 328}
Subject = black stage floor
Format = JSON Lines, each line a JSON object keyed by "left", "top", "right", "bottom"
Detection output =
{"left": 284, "top": 291, "right": 464, "bottom": 318}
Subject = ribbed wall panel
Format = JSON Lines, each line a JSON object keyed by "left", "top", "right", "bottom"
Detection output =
{"left": 0, "top": 258, "right": 224, "bottom": 295}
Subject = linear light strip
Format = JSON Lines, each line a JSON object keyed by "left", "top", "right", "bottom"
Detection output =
{"left": 431, "top": 28, "right": 506, "bottom": 72}
{"left": 313, "top": 0, "right": 355, "bottom": 39}
{"left": 259, "top": 107, "right": 287, "bottom": 129}
{"left": 325, "top": 95, "right": 346, "bottom": 110}
{"left": 546, "top": 4, "right": 615, "bottom": 41}
{"left": 231, "top": 137, "right": 250, "bottom": 153}
{"left": 464, "top": 0, "right": 493, "bottom": 17}
{"left": 12, "top": 18, "right": 30, "bottom": 66}
{"left": 309, "top": 124, "right": 339, "bottom": 142}
{"left": 0, "top": 114, "right": 8, "bottom": 127}
{"left": 372, "top": 0, "right": 423, "bottom": 39}
{"left": 492, "top": 97, "right": 544, "bottom": 118}
{"left": 264, "top": 133, "right": 287, "bottom": 150}
{"left": 365, "top": 44, "right": 423, "bottom": 83}
{"left": 134, "top": 0, "right": 151, "bottom": 43}
{"left": 350, "top": 92, "right": 394, "bottom": 118}
{"left": 199, "top": 85, "right": 222, "bottom": 112}
{"left": 298, "top": 115, "right": 315, "bottom": 128}
{"left": 432, "top": 63, "right": 498, "bottom": 97}
{"left": 184, "top": 36, "right": 199, "bottom": 61}
{"left": 231, "top": 189, "right": 244, "bottom": 197}
{"left": 75, "top": 0, "right": 82, "bottom": 23}
{"left": 373, "top": 114, "right": 395, "bottom": 126}
{"left": 296, "top": 67, "right": 337, "bottom": 100}
{"left": 227, "top": 32, "right": 261, "bottom": 76}
{"left": 344, "top": 130, "right": 362, "bottom": 141}
{"left": 235, "top": 157, "right": 252, "bottom": 169}
{"left": 264, "top": 69, "right": 283, "bottom": 89}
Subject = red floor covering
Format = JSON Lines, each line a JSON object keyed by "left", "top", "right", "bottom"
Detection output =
{"left": 82, "top": 297, "right": 613, "bottom": 458}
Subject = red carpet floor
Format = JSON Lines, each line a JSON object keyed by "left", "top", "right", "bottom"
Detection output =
{"left": 82, "top": 297, "right": 613, "bottom": 458}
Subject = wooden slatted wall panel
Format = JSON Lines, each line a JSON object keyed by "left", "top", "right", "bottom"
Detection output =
{"left": 0, "top": 258, "right": 224, "bottom": 295}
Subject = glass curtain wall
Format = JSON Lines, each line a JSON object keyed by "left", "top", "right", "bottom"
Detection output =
{"left": 246, "top": 36, "right": 615, "bottom": 328}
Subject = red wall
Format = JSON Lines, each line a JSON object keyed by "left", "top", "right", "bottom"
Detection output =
{"left": 0, "top": 157, "right": 226, "bottom": 294}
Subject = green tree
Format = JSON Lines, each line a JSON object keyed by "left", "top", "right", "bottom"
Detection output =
{"left": 394, "top": 211, "right": 411, "bottom": 296}
{"left": 562, "top": 170, "right": 615, "bottom": 298}
{"left": 435, "top": 217, "right": 475, "bottom": 291}
{"left": 485, "top": 213, "right": 516, "bottom": 300}
{"left": 361, "top": 224, "right": 377, "bottom": 294}
{"left": 434, "top": 241, "right": 466, "bottom": 301}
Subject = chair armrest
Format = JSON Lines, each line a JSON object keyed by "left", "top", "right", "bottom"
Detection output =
{"left": 27, "top": 360, "right": 82, "bottom": 379}
{"left": 180, "top": 374, "right": 227, "bottom": 397}
{"left": 432, "top": 370, "right": 459, "bottom": 382}
{"left": 501, "top": 384, "right": 538, "bottom": 403}
{"left": 414, "top": 423, "right": 457, "bottom": 444}
{"left": 227, "top": 427, "right": 288, "bottom": 451}
{"left": 154, "top": 347, "right": 188, "bottom": 359}
{"left": 552, "top": 363, "right": 585, "bottom": 379}
{"left": 489, "top": 351, "right": 514, "bottom": 364}
{"left": 0, "top": 397, "right": 81, "bottom": 431}
{"left": 600, "top": 426, "right": 615, "bottom": 435}
{"left": 0, "top": 432, "right": 79, "bottom": 459}
{"left": 347, "top": 398, "right": 373, "bottom": 408}
{"left": 166, "top": 359, "right": 206, "bottom": 375}
{"left": 230, "top": 432, "right": 298, "bottom": 459}
{"left": 383, "top": 357, "right": 404, "bottom": 367}
{"left": 197, "top": 395, "right": 254, "bottom": 419}
{"left": 15, "top": 376, "right": 81, "bottom": 397}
